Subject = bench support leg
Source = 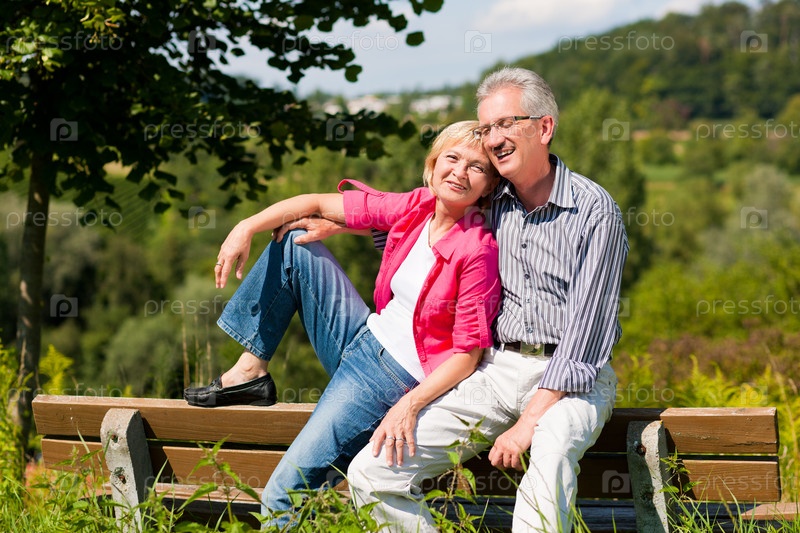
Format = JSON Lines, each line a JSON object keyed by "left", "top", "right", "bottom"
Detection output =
{"left": 627, "top": 420, "right": 672, "bottom": 533}
{"left": 101, "top": 408, "right": 154, "bottom": 533}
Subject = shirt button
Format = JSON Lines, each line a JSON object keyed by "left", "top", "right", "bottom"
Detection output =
{"left": 524, "top": 274, "right": 530, "bottom": 280}
{"left": 521, "top": 243, "right": 527, "bottom": 248}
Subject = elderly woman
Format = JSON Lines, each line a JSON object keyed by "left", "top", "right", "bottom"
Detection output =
{"left": 184, "top": 121, "right": 502, "bottom": 527}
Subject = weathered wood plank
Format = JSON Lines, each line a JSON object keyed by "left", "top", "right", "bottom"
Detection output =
{"left": 33, "top": 395, "right": 314, "bottom": 445}
{"left": 678, "top": 459, "right": 781, "bottom": 501}
{"left": 660, "top": 407, "right": 778, "bottom": 454}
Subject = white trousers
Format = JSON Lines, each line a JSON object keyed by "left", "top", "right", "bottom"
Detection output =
{"left": 347, "top": 346, "right": 618, "bottom": 533}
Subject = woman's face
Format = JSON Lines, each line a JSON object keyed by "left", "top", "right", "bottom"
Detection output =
{"left": 428, "top": 143, "right": 496, "bottom": 212}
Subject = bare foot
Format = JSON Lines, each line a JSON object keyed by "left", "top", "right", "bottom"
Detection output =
{"left": 220, "top": 352, "right": 268, "bottom": 387}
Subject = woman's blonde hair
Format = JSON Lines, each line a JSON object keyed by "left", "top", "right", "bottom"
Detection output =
{"left": 422, "top": 121, "right": 498, "bottom": 187}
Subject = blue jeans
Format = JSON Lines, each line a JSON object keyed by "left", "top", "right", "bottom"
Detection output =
{"left": 217, "top": 231, "right": 419, "bottom": 528}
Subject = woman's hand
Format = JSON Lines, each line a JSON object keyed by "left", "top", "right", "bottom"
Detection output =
{"left": 215, "top": 222, "right": 253, "bottom": 289}
{"left": 370, "top": 395, "right": 420, "bottom": 466}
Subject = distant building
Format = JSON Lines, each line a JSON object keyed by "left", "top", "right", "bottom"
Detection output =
{"left": 410, "top": 95, "right": 460, "bottom": 115}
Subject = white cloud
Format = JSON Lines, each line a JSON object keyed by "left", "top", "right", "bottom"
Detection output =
{"left": 479, "top": 0, "right": 619, "bottom": 32}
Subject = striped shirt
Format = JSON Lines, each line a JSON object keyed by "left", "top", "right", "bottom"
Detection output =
{"left": 490, "top": 154, "right": 628, "bottom": 393}
{"left": 370, "top": 154, "right": 628, "bottom": 393}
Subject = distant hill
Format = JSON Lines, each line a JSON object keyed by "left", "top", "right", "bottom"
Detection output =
{"left": 479, "top": 1, "right": 800, "bottom": 128}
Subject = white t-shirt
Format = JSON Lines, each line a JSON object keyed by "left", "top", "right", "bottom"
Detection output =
{"left": 367, "top": 217, "right": 435, "bottom": 382}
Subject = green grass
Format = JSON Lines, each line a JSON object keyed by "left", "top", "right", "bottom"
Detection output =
{"left": 2, "top": 342, "right": 799, "bottom": 531}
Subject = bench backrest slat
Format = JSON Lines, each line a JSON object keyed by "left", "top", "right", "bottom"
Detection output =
{"left": 33, "top": 396, "right": 313, "bottom": 445}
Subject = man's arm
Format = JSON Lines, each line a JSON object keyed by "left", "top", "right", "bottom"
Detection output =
{"left": 490, "top": 211, "right": 628, "bottom": 470}
{"left": 272, "top": 216, "right": 373, "bottom": 244}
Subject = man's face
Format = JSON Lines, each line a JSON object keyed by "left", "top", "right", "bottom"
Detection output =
{"left": 477, "top": 87, "right": 551, "bottom": 184}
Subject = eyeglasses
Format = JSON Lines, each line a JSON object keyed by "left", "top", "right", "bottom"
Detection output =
{"left": 472, "top": 115, "right": 544, "bottom": 139}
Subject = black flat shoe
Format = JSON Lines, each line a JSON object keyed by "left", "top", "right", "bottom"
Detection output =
{"left": 184, "top": 373, "right": 277, "bottom": 407}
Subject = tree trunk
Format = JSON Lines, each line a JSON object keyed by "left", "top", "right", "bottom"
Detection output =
{"left": 11, "top": 156, "right": 50, "bottom": 456}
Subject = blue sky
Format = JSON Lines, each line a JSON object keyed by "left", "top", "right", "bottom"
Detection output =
{"left": 223, "top": 0, "right": 762, "bottom": 97}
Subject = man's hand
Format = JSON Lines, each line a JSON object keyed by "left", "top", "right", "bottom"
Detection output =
{"left": 488, "top": 387, "right": 566, "bottom": 470}
{"left": 273, "top": 217, "right": 348, "bottom": 244}
{"left": 488, "top": 422, "right": 535, "bottom": 470}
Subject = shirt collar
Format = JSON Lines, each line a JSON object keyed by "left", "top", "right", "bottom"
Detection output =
{"left": 494, "top": 154, "right": 576, "bottom": 210}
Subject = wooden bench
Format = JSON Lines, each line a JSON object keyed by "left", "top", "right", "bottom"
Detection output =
{"left": 33, "top": 395, "right": 797, "bottom": 532}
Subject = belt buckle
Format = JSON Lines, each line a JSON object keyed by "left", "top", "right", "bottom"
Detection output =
{"left": 519, "top": 342, "right": 545, "bottom": 356}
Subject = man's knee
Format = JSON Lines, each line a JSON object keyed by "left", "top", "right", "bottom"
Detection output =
{"left": 347, "top": 451, "right": 377, "bottom": 498}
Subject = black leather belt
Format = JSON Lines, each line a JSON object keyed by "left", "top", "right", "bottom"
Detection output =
{"left": 495, "top": 341, "right": 557, "bottom": 357}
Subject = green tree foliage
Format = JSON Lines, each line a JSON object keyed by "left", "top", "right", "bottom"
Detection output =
{"left": 511, "top": 0, "right": 800, "bottom": 126}
{"left": 552, "top": 88, "right": 649, "bottom": 286}
{"left": 0, "top": 0, "right": 440, "bottom": 449}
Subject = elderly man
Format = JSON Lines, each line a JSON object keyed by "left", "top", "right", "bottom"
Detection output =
{"left": 343, "top": 67, "right": 628, "bottom": 532}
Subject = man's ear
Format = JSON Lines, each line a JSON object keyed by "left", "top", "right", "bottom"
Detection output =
{"left": 540, "top": 116, "right": 556, "bottom": 146}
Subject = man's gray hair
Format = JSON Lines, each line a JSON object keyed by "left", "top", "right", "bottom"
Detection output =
{"left": 476, "top": 67, "right": 559, "bottom": 134}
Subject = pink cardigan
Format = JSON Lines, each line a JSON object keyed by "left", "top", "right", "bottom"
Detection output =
{"left": 340, "top": 180, "right": 501, "bottom": 376}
